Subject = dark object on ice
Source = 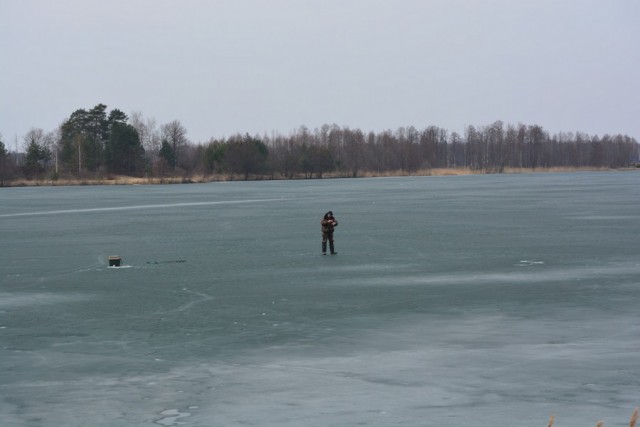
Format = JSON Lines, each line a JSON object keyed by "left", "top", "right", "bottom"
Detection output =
{"left": 108, "top": 256, "right": 122, "bottom": 267}
{"left": 321, "top": 211, "right": 338, "bottom": 255}
{"left": 146, "top": 260, "right": 186, "bottom": 265}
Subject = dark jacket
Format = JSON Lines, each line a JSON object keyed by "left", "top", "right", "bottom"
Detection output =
{"left": 321, "top": 213, "right": 338, "bottom": 234}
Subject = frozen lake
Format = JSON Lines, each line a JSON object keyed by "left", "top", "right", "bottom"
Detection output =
{"left": 1, "top": 172, "right": 639, "bottom": 427}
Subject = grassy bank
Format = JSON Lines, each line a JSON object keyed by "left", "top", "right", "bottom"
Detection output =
{"left": 1, "top": 166, "right": 635, "bottom": 187}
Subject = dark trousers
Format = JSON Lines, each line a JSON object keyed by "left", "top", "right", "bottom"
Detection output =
{"left": 322, "top": 232, "right": 335, "bottom": 253}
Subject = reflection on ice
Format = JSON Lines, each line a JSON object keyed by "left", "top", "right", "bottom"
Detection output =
{"left": 0, "top": 292, "right": 91, "bottom": 308}
{"left": 342, "top": 262, "right": 640, "bottom": 287}
{"left": 0, "top": 198, "right": 289, "bottom": 218}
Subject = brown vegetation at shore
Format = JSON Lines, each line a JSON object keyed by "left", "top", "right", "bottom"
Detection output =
{"left": 2, "top": 166, "right": 635, "bottom": 187}
{"left": 547, "top": 407, "right": 638, "bottom": 427}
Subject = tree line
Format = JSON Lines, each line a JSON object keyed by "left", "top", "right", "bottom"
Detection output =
{"left": 1, "top": 103, "right": 638, "bottom": 185}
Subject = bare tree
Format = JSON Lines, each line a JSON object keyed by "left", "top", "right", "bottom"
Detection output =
{"left": 160, "top": 120, "right": 188, "bottom": 171}
{"left": 342, "top": 128, "right": 366, "bottom": 177}
{"left": 130, "top": 111, "right": 160, "bottom": 167}
{"left": 449, "top": 132, "right": 462, "bottom": 167}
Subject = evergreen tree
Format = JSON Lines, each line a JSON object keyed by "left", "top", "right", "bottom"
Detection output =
{"left": 108, "top": 109, "right": 128, "bottom": 125}
{"left": 0, "top": 140, "right": 12, "bottom": 185}
{"left": 23, "top": 139, "right": 51, "bottom": 178}
{"left": 159, "top": 140, "right": 176, "bottom": 168}
{"left": 204, "top": 141, "right": 226, "bottom": 174}
{"left": 105, "top": 122, "right": 145, "bottom": 175}
{"left": 224, "top": 134, "right": 269, "bottom": 180}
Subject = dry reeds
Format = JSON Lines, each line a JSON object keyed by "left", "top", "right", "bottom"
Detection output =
{"left": 630, "top": 408, "right": 638, "bottom": 427}
{"left": 546, "top": 407, "right": 638, "bottom": 427}
{"left": 2, "top": 165, "right": 635, "bottom": 187}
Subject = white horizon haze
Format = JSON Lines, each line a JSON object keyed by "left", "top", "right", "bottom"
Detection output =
{"left": 1, "top": 0, "right": 638, "bottom": 147}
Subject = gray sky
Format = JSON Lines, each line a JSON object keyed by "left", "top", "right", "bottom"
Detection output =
{"left": 1, "top": 0, "right": 638, "bottom": 146}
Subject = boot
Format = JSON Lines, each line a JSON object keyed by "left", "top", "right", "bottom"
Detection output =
{"left": 322, "top": 241, "right": 327, "bottom": 254}
{"left": 330, "top": 241, "right": 337, "bottom": 255}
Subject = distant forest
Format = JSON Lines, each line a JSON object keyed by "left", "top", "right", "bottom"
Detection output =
{"left": 1, "top": 103, "right": 638, "bottom": 184}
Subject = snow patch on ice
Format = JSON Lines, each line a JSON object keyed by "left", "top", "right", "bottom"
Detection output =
{"left": 155, "top": 408, "right": 191, "bottom": 426}
{"left": 516, "top": 260, "right": 545, "bottom": 267}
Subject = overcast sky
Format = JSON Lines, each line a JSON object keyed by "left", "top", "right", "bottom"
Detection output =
{"left": 1, "top": 0, "right": 638, "bottom": 146}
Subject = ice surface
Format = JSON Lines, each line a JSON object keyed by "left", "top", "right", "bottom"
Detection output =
{"left": 1, "top": 172, "right": 639, "bottom": 426}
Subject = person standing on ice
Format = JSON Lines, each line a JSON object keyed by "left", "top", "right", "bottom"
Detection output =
{"left": 321, "top": 211, "right": 338, "bottom": 255}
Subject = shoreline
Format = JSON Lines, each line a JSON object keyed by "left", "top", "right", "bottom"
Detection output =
{"left": 2, "top": 166, "right": 636, "bottom": 187}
